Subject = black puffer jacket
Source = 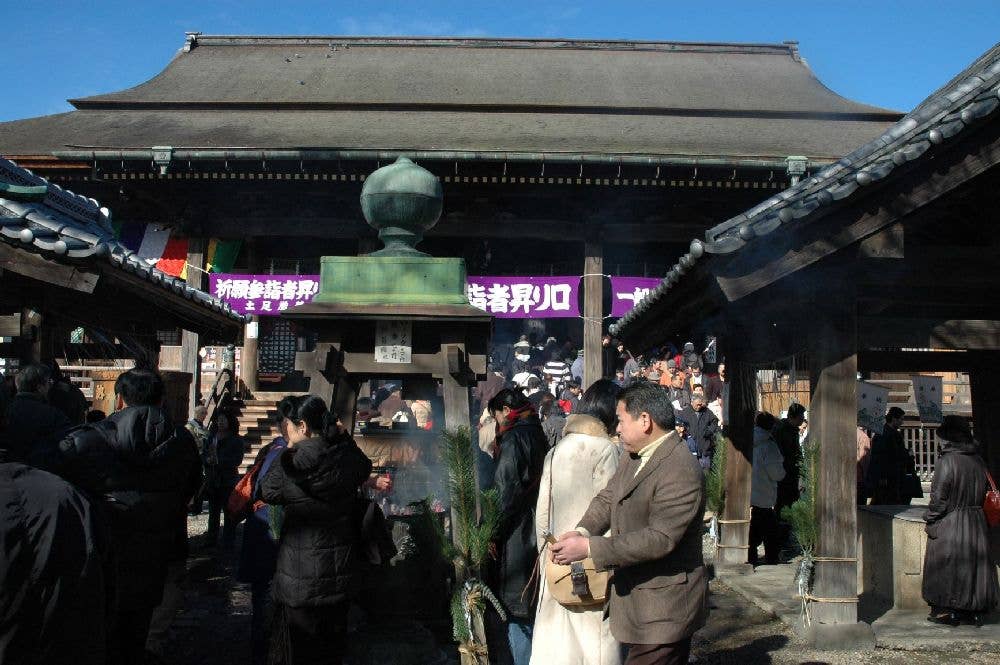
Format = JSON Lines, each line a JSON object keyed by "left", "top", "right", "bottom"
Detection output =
{"left": 491, "top": 414, "right": 548, "bottom": 618}
{"left": 259, "top": 434, "right": 373, "bottom": 608}
{"left": 58, "top": 406, "right": 200, "bottom": 609}
{"left": 4, "top": 393, "right": 70, "bottom": 470}
{"left": 0, "top": 462, "right": 111, "bottom": 665}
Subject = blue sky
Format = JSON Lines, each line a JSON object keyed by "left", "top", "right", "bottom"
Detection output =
{"left": 1, "top": 1, "right": 997, "bottom": 121}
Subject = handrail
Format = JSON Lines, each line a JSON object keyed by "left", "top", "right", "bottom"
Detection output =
{"left": 203, "top": 367, "right": 235, "bottom": 427}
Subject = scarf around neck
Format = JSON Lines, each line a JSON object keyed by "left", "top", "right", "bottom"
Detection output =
{"left": 498, "top": 404, "right": 537, "bottom": 435}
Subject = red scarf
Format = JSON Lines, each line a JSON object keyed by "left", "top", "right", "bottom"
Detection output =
{"left": 498, "top": 404, "right": 537, "bottom": 435}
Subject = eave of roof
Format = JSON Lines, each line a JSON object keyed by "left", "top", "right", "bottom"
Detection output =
{"left": 610, "top": 42, "right": 1000, "bottom": 341}
{"left": 0, "top": 158, "right": 246, "bottom": 325}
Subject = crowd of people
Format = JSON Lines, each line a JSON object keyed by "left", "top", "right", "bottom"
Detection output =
{"left": 2, "top": 342, "right": 997, "bottom": 665}
{"left": 0, "top": 364, "right": 381, "bottom": 665}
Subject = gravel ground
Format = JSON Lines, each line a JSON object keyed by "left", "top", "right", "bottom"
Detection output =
{"left": 153, "top": 515, "right": 990, "bottom": 665}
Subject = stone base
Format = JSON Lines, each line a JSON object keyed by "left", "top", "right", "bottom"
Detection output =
{"left": 805, "top": 621, "right": 875, "bottom": 651}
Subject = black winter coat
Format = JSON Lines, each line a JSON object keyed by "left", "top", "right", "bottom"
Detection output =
{"left": 0, "top": 462, "right": 111, "bottom": 665}
{"left": 865, "top": 425, "right": 920, "bottom": 505}
{"left": 490, "top": 415, "right": 548, "bottom": 618}
{"left": 4, "top": 393, "right": 70, "bottom": 470}
{"left": 259, "top": 435, "right": 373, "bottom": 608}
{"left": 677, "top": 405, "right": 719, "bottom": 467}
{"left": 773, "top": 419, "right": 802, "bottom": 509}
{"left": 58, "top": 406, "right": 200, "bottom": 608}
{"left": 921, "top": 440, "right": 999, "bottom": 612}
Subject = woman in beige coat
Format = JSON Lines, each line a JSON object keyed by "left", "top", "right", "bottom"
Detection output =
{"left": 531, "top": 379, "right": 622, "bottom": 665}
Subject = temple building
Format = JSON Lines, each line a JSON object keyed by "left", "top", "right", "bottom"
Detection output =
{"left": 0, "top": 34, "right": 901, "bottom": 389}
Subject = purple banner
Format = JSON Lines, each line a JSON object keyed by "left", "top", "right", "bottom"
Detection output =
{"left": 209, "top": 274, "right": 321, "bottom": 315}
{"left": 610, "top": 276, "right": 662, "bottom": 317}
{"left": 209, "top": 273, "right": 590, "bottom": 319}
{"left": 466, "top": 276, "right": 580, "bottom": 318}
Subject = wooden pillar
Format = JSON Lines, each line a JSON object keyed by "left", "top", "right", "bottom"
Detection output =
{"left": 810, "top": 302, "right": 859, "bottom": 625}
{"left": 20, "top": 307, "right": 41, "bottom": 363}
{"left": 718, "top": 356, "right": 754, "bottom": 568}
{"left": 583, "top": 241, "right": 603, "bottom": 389}
{"left": 970, "top": 353, "right": 1000, "bottom": 479}
{"left": 181, "top": 238, "right": 205, "bottom": 414}
{"left": 242, "top": 317, "right": 260, "bottom": 395}
{"left": 441, "top": 330, "right": 473, "bottom": 432}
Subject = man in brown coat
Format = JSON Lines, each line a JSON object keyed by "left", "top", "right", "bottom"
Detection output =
{"left": 551, "top": 382, "right": 708, "bottom": 665}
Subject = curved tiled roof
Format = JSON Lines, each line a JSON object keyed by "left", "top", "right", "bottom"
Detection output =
{"left": 0, "top": 158, "right": 246, "bottom": 323}
{"left": 0, "top": 35, "right": 900, "bottom": 164}
{"left": 610, "top": 43, "right": 1000, "bottom": 339}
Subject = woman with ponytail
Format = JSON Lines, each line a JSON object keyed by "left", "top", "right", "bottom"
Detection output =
{"left": 259, "top": 395, "right": 373, "bottom": 664}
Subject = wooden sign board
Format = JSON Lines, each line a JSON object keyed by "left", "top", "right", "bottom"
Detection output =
{"left": 0, "top": 313, "right": 20, "bottom": 337}
{"left": 375, "top": 320, "right": 412, "bottom": 364}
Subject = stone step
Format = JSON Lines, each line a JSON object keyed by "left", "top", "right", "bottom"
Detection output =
{"left": 243, "top": 399, "right": 282, "bottom": 407}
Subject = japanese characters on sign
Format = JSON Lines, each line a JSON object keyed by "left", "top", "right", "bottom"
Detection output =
{"left": 210, "top": 274, "right": 659, "bottom": 319}
{"left": 209, "top": 274, "right": 321, "bottom": 316}
{"left": 465, "top": 276, "right": 580, "bottom": 319}
{"left": 911, "top": 375, "right": 943, "bottom": 424}
{"left": 609, "top": 277, "right": 661, "bottom": 317}
{"left": 857, "top": 381, "right": 890, "bottom": 432}
{"left": 375, "top": 321, "right": 412, "bottom": 364}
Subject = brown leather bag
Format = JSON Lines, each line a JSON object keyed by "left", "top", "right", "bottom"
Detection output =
{"left": 543, "top": 554, "right": 608, "bottom": 607}
{"left": 540, "top": 448, "right": 609, "bottom": 607}
{"left": 984, "top": 470, "right": 1000, "bottom": 528}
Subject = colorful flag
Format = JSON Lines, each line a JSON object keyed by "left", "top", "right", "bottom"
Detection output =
{"left": 206, "top": 239, "right": 242, "bottom": 274}
{"left": 136, "top": 224, "right": 171, "bottom": 267}
{"left": 157, "top": 235, "right": 189, "bottom": 278}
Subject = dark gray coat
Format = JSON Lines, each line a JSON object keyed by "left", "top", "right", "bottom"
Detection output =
{"left": 922, "top": 440, "right": 999, "bottom": 612}
{"left": 58, "top": 406, "right": 200, "bottom": 609}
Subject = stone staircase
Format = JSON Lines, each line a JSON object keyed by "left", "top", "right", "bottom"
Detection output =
{"left": 237, "top": 399, "right": 282, "bottom": 474}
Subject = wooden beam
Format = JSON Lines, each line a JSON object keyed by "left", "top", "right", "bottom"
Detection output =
{"left": 583, "top": 241, "right": 604, "bottom": 388}
{"left": 858, "top": 222, "right": 904, "bottom": 259}
{"left": 859, "top": 317, "right": 1000, "bottom": 351}
{"left": 858, "top": 349, "right": 974, "bottom": 373}
{"left": 0, "top": 243, "right": 99, "bottom": 293}
{"left": 716, "top": 124, "right": 1000, "bottom": 301}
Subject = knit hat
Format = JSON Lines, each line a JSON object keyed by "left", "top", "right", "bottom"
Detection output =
{"left": 937, "top": 415, "right": 973, "bottom": 444}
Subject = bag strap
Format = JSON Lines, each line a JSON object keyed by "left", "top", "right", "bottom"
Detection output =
{"left": 987, "top": 469, "right": 998, "bottom": 493}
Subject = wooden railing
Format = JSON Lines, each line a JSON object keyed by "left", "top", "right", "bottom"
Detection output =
{"left": 902, "top": 425, "right": 939, "bottom": 481}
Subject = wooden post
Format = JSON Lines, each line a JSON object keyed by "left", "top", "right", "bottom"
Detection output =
{"left": 717, "top": 357, "right": 754, "bottom": 568}
{"left": 583, "top": 241, "right": 603, "bottom": 389}
{"left": 242, "top": 317, "right": 260, "bottom": 395}
{"left": 20, "top": 307, "right": 41, "bottom": 363}
{"left": 970, "top": 353, "right": 1000, "bottom": 479}
{"left": 810, "top": 302, "right": 860, "bottom": 626}
{"left": 441, "top": 330, "right": 473, "bottom": 432}
{"left": 181, "top": 238, "right": 205, "bottom": 414}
